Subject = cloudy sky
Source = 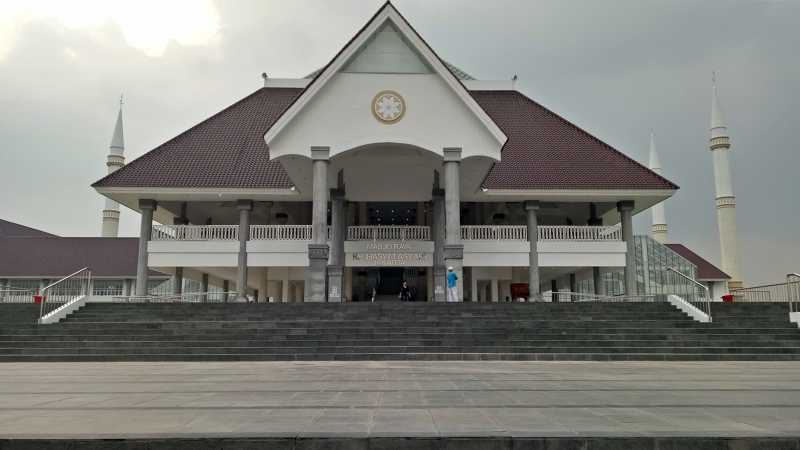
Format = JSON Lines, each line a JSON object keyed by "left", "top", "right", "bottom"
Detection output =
{"left": 1, "top": 0, "right": 797, "bottom": 285}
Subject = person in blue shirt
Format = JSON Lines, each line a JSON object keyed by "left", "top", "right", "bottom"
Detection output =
{"left": 446, "top": 266, "right": 459, "bottom": 302}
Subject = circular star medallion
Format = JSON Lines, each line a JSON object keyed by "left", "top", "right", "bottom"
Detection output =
{"left": 372, "top": 90, "right": 405, "bottom": 124}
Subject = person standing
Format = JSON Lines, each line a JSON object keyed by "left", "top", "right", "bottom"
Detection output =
{"left": 446, "top": 267, "right": 459, "bottom": 302}
{"left": 399, "top": 281, "right": 411, "bottom": 302}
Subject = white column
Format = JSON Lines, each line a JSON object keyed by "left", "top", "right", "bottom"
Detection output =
{"left": 135, "top": 199, "right": 156, "bottom": 296}
{"left": 443, "top": 148, "right": 463, "bottom": 301}
{"left": 490, "top": 279, "right": 499, "bottom": 303}
{"left": 327, "top": 189, "right": 345, "bottom": 302}
{"left": 305, "top": 147, "right": 330, "bottom": 302}
{"left": 524, "top": 201, "right": 540, "bottom": 301}
{"left": 282, "top": 277, "right": 290, "bottom": 303}
{"left": 618, "top": 201, "right": 636, "bottom": 296}
{"left": 236, "top": 200, "right": 252, "bottom": 301}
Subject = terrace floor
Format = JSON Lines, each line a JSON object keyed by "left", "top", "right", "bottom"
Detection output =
{"left": 1, "top": 361, "right": 799, "bottom": 442}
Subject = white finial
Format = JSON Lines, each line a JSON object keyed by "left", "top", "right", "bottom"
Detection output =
{"left": 511, "top": 74, "right": 518, "bottom": 89}
{"left": 261, "top": 72, "right": 269, "bottom": 87}
{"left": 109, "top": 97, "right": 125, "bottom": 154}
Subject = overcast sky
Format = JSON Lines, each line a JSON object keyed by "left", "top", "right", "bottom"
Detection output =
{"left": 1, "top": 0, "right": 797, "bottom": 285}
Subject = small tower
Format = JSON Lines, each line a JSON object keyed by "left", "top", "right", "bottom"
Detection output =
{"left": 648, "top": 132, "right": 668, "bottom": 243}
{"left": 709, "top": 74, "right": 742, "bottom": 289}
{"left": 101, "top": 97, "right": 126, "bottom": 237}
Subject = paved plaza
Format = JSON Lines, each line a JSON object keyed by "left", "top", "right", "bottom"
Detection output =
{"left": 0, "top": 361, "right": 799, "bottom": 440}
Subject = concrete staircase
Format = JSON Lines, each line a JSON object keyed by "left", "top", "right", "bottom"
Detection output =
{"left": 1, "top": 302, "right": 799, "bottom": 361}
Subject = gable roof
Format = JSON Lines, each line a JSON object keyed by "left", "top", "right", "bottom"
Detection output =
{"left": 263, "top": 1, "right": 506, "bottom": 148}
{"left": 0, "top": 219, "right": 57, "bottom": 238}
{"left": 93, "top": 87, "right": 677, "bottom": 191}
{"left": 666, "top": 244, "right": 730, "bottom": 281}
{"left": 0, "top": 237, "right": 166, "bottom": 278}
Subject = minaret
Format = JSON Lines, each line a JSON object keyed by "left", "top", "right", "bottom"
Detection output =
{"left": 709, "top": 74, "right": 742, "bottom": 289}
{"left": 648, "top": 132, "right": 668, "bottom": 243}
{"left": 101, "top": 96, "right": 125, "bottom": 237}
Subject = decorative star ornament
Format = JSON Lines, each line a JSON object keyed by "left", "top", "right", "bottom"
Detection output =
{"left": 372, "top": 90, "right": 405, "bottom": 124}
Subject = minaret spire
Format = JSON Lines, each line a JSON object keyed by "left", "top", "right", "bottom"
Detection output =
{"left": 101, "top": 96, "right": 126, "bottom": 237}
{"left": 708, "top": 74, "right": 742, "bottom": 288}
{"left": 648, "top": 131, "right": 667, "bottom": 243}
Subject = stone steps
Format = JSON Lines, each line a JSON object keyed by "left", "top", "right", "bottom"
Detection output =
{"left": 0, "top": 302, "right": 797, "bottom": 361}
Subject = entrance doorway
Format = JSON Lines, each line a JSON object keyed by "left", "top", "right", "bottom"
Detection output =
{"left": 353, "top": 267, "right": 428, "bottom": 302}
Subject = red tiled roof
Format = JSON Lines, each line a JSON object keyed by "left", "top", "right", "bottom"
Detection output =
{"left": 0, "top": 219, "right": 57, "bottom": 238}
{"left": 666, "top": 244, "right": 730, "bottom": 281}
{"left": 93, "top": 88, "right": 303, "bottom": 189}
{"left": 93, "top": 88, "right": 677, "bottom": 191}
{"left": 473, "top": 90, "right": 677, "bottom": 190}
{"left": 0, "top": 237, "right": 165, "bottom": 278}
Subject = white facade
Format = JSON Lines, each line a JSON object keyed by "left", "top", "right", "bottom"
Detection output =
{"left": 94, "top": 3, "right": 676, "bottom": 303}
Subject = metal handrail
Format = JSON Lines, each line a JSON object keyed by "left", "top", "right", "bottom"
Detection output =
{"left": 0, "top": 288, "right": 37, "bottom": 304}
{"left": 38, "top": 267, "right": 92, "bottom": 324}
{"left": 788, "top": 273, "right": 800, "bottom": 314}
{"left": 667, "top": 267, "right": 712, "bottom": 321}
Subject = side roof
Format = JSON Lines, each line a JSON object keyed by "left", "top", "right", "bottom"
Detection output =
{"left": 0, "top": 219, "right": 57, "bottom": 238}
{"left": 0, "top": 237, "right": 166, "bottom": 278}
{"left": 665, "top": 244, "right": 731, "bottom": 281}
{"left": 93, "top": 88, "right": 302, "bottom": 189}
{"left": 94, "top": 87, "right": 677, "bottom": 191}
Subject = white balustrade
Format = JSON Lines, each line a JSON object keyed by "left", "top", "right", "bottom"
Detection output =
{"left": 250, "top": 225, "right": 313, "bottom": 241}
{"left": 460, "top": 225, "right": 527, "bottom": 240}
{"left": 151, "top": 225, "right": 239, "bottom": 241}
{"left": 460, "top": 225, "right": 621, "bottom": 241}
{"left": 347, "top": 226, "right": 431, "bottom": 241}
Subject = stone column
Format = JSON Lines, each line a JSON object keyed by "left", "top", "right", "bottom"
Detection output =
{"left": 524, "top": 201, "right": 540, "bottom": 301}
{"left": 306, "top": 147, "right": 330, "bottom": 302}
{"left": 258, "top": 270, "right": 268, "bottom": 303}
{"left": 617, "top": 200, "right": 636, "bottom": 296}
{"left": 431, "top": 189, "right": 446, "bottom": 301}
{"left": 327, "top": 189, "right": 345, "bottom": 302}
{"left": 172, "top": 267, "right": 183, "bottom": 295}
{"left": 201, "top": 273, "right": 209, "bottom": 295}
{"left": 222, "top": 280, "right": 230, "bottom": 302}
{"left": 443, "top": 148, "right": 464, "bottom": 301}
{"left": 135, "top": 199, "right": 157, "bottom": 296}
{"left": 344, "top": 268, "right": 353, "bottom": 302}
{"left": 592, "top": 267, "right": 602, "bottom": 296}
{"left": 236, "top": 200, "right": 253, "bottom": 301}
{"left": 470, "top": 269, "right": 479, "bottom": 303}
{"left": 282, "top": 277, "right": 290, "bottom": 303}
{"left": 490, "top": 279, "right": 499, "bottom": 303}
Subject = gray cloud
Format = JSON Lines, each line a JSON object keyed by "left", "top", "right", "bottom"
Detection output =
{"left": 0, "top": 0, "right": 797, "bottom": 285}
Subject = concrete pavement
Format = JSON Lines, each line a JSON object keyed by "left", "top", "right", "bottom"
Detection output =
{"left": 0, "top": 361, "right": 799, "bottom": 439}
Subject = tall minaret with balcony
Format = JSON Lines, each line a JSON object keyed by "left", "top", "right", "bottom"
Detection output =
{"left": 648, "top": 132, "right": 668, "bottom": 243}
{"left": 101, "top": 97, "right": 126, "bottom": 237}
{"left": 709, "top": 74, "right": 742, "bottom": 289}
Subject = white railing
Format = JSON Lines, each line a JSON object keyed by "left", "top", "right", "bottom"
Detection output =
{"left": 112, "top": 291, "right": 239, "bottom": 303}
{"left": 250, "top": 225, "right": 313, "bottom": 240}
{"left": 37, "top": 268, "right": 92, "bottom": 324}
{"left": 152, "top": 224, "right": 239, "bottom": 241}
{"left": 538, "top": 225, "right": 621, "bottom": 241}
{"left": 461, "top": 225, "right": 527, "bottom": 240}
{"left": 667, "top": 267, "right": 712, "bottom": 321}
{"left": 789, "top": 273, "right": 800, "bottom": 314}
{"left": 347, "top": 226, "right": 431, "bottom": 241}
{"left": 0, "top": 288, "right": 37, "bottom": 304}
{"left": 459, "top": 225, "right": 622, "bottom": 241}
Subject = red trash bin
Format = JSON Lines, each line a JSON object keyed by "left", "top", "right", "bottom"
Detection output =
{"left": 722, "top": 294, "right": 734, "bottom": 303}
{"left": 33, "top": 295, "right": 44, "bottom": 304}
